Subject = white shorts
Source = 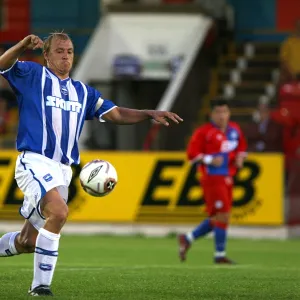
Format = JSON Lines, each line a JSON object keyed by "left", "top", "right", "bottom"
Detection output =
{"left": 15, "top": 151, "right": 73, "bottom": 230}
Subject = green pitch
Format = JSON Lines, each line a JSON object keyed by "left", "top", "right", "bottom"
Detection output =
{"left": 1, "top": 235, "right": 300, "bottom": 299}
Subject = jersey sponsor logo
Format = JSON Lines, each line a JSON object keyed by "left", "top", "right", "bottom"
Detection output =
{"left": 45, "top": 96, "right": 82, "bottom": 113}
{"left": 221, "top": 140, "right": 238, "bottom": 152}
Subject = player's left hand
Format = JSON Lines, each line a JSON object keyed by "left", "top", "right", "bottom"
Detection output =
{"left": 148, "top": 111, "right": 183, "bottom": 126}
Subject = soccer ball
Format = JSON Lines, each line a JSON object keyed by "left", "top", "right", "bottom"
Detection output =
{"left": 79, "top": 159, "right": 118, "bottom": 197}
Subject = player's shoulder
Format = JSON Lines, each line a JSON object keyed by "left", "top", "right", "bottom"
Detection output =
{"left": 69, "top": 80, "right": 105, "bottom": 104}
{"left": 70, "top": 80, "right": 100, "bottom": 93}
{"left": 228, "top": 121, "right": 242, "bottom": 131}
{"left": 196, "top": 122, "right": 214, "bottom": 131}
{"left": 69, "top": 79, "right": 91, "bottom": 94}
{"left": 69, "top": 76, "right": 84, "bottom": 84}
{"left": 18, "top": 60, "right": 42, "bottom": 69}
{"left": 191, "top": 123, "right": 215, "bottom": 138}
{"left": 69, "top": 78, "right": 85, "bottom": 88}
{"left": 7, "top": 60, "right": 43, "bottom": 77}
{"left": 198, "top": 123, "right": 216, "bottom": 133}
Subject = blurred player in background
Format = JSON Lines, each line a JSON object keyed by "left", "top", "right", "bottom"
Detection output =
{"left": 178, "top": 99, "right": 247, "bottom": 264}
{"left": 0, "top": 32, "right": 183, "bottom": 297}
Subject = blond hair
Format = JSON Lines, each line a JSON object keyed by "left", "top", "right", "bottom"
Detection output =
{"left": 43, "top": 31, "right": 73, "bottom": 65}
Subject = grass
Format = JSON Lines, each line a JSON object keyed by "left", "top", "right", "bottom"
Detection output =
{"left": 1, "top": 235, "right": 300, "bottom": 299}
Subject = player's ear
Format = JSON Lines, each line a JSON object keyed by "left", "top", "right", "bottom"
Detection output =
{"left": 43, "top": 51, "right": 49, "bottom": 66}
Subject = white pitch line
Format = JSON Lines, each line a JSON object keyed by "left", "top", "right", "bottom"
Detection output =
{"left": 14, "top": 264, "right": 300, "bottom": 272}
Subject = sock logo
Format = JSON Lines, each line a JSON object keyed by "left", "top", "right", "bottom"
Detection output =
{"left": 39, "top": 263, "right": 53, "bottom": 271}
{"left": 5, "top": 249, "right": 13, "bottom": 256}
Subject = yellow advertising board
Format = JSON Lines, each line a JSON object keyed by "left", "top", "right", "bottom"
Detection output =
{"left": 0, "top": 151, "right": 284, "bottom": 225}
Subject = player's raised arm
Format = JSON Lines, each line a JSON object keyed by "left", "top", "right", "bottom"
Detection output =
{"left": 0, "top": 35, "right": 43, "bottom": 70}
{"left": 102, "top": 107, "right": 183, "bottom": 126}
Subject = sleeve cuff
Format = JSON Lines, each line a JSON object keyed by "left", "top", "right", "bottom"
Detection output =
{"left": 98, "top": 106, "right": 118, "bottom": 122}
{"left": 203, "top": 155, "right": 213, "bottom": 165}
{"left": 0, "top": 59, "right": 18, "bottom": 74}
{"left": 189, "top": 153, "right": 204, "bottom": 165}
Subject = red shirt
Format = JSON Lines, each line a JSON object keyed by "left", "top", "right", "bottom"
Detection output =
{"left": 187, "top": 122, "right": 247, "bottom": 178}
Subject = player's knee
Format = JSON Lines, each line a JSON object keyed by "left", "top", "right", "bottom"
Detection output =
{"left": 214, "top": 212, "right": 230, "bottom": 224}
{"left": 17, "top": 234, "right": 36, "bottom": 253}
{"left": 48, "top": 206, "right": 69, "bottom": 226}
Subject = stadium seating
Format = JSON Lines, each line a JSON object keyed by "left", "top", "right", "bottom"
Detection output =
{"left": 207, "top": 42, "right": 280, "bottom": 125}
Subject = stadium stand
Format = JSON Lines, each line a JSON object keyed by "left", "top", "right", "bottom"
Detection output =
{"left": 202, "top": 42, "right": 279, "bottom": 126}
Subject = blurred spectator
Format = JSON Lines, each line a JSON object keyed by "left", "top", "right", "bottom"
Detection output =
{"left": 272, "top": 106, "right": 300, "bottom": 160}
{"left": 280, "top": 19, "right": 300, "bottom": 83}
{"left": 244, "top": 101, "right": 283, "bottom": 152}
{"left": 0, "top": 45, "right": 17, "bottom": 109}
{"left": 0, "top": 46, "right": 18, "bottom": 148}
{"left": 0, "top": 46, "right": 10, "bottom": 90}
{"left": 0, "top": 96, "right": 9, "bottom": 135}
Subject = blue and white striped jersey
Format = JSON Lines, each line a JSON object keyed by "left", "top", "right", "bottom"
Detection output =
{"left": 0, "top": 61, "right": 116, "bottom": 165}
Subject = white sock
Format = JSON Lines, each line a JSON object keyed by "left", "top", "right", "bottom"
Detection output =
{"left": 186, "top": 232, "right": 194, "bottom": 243}
{"left": 0, "top": 232, "right": 20, "bottom": 257}
{"left": 32, "top": 228, "right": 60, "bottom": 289}
{"left": 215, "top": 251, "right": 226, "bottom": 258}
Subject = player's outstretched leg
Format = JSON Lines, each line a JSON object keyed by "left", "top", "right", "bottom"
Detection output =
{"left": 0, "top": 217, "right": 40, "bottom": 257}
{"left": 28, "top": 188, "right": 68, "bottom": 297}
{"left": 178, "top": 218, "right": 213, "bottom": 262}
{"left": 0, "top": 232, "right": 20, "bottom": 256}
